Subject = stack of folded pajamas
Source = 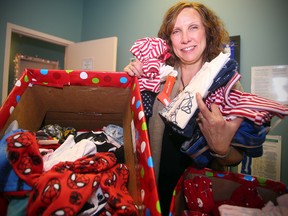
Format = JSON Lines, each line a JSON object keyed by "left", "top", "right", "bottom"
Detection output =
{"left": 159, "top": 52, "right": 288, "bottom": 167}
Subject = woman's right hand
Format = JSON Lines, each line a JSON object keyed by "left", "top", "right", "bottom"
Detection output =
{"left": 123, "top": 58, "right": 143, "bottom": 78}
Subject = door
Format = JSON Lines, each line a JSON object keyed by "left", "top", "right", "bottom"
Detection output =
{"left": 2, "top": 23, "right": 118, "bottom": 104}
{"left": 65, "top": 37, "right": 118, "bottom": 71}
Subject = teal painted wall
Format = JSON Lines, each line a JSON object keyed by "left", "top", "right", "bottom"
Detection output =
{"left": 0, "top": 0, "right": 84, "bottom": 101}
{"left": 0, "top": 0, "right": 287, "bottom": 184}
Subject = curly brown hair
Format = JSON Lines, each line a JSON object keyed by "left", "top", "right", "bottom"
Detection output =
{"left": 158, "top": 1, "right": 230, "bottom": 67}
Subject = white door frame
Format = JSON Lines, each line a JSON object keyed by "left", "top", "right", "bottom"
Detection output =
{"left": 2, "top": 22, "right": 74, "bottom": 104}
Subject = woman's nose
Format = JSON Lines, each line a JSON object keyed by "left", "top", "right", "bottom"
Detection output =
{"left": 181, "top": 31, "right": 191, "bottom": 44}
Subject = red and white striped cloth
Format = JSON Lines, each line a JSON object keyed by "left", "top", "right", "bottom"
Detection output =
{"left": 205, "top": 72, "right": 288, "bottom": 125}
{"left": 130, "top": 37, "right": 171, "bottom": 92}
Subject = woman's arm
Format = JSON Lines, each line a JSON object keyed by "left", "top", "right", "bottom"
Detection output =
{"left": 196, "top": 92, "right": 244, "bottom": 165}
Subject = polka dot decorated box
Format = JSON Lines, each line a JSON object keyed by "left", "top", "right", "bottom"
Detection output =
{"left": 169, "top": 167, "right": 287, "bottom": 215}
{"left": 0, "top": 69, "right": 161, "bottom": 216}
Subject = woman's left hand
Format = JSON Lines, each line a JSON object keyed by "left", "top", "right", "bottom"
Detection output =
{"left": 195, "top": 92, "right": 243, "bottom": 156}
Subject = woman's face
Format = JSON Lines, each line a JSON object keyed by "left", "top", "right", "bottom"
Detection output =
{"left": 170, "top": 8, "right": 206, "bottom": 66}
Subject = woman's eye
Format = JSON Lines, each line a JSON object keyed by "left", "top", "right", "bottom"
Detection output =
{"left": 172, "top": 29, "right": 180, "bottom": 35}
{"left": 190, "top": 25, "right": 198, "bottom": 31}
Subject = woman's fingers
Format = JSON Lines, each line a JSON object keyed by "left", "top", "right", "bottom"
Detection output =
{"left": 123, "top": 59, "right": 143, "bottom": 77}
{"left": 196, "top": 92, "right": 213, "bottom": 122}
{"left": 195, "top": 92, "right": 244, "bottom": 155}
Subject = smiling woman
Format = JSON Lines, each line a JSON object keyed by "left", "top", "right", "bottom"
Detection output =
{"left": 123, "top": 2, "right": 244, "bottom": 215}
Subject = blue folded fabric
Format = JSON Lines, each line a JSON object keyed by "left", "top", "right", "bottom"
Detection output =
{"left": 0, "top": 129, "right": 32, "bottom": 193}
{"left": 167, "top": 114, "right": 199, "bottom": 138}
{"left": 180, "top": 119, "right": 267, "bottom": 167}
{"left": 180, "top": 129, "right": 213, "bottom": 168}
{"left": 231, "top": 120, "right": 266, "bottom": 157}
{"left": 208, "top": 58, "right": 238, "bottom": 92}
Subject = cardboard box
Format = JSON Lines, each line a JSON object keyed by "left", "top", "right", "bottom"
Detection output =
{"left": 0, "top": 69, "right": 160, "bottom": 215}
{"left": 170, "top": 167, "right": 287, "bottom": 215}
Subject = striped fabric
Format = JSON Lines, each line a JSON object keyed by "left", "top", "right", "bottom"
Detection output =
{"left": 130, "top": 37, "right": 171, "bottom": 92}
{"left": 205, "top": 72, "right": 288, "bottom": 125}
